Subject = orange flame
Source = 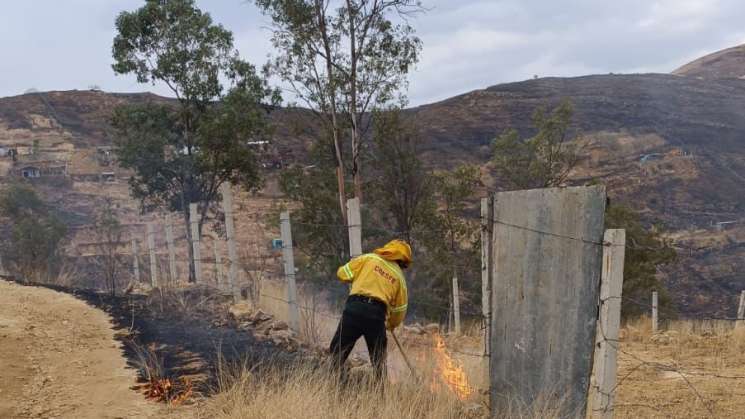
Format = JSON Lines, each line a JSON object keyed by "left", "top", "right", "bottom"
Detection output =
{"left": 431, "top": 332, "right": 473, "bottom": 400}
{"left": 144, "top": 377, "right": 192, "bottom": 405}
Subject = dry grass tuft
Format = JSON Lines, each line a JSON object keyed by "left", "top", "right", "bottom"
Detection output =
{"left": 616, "top": 317, "right": 745, "bottom": 418}
{"left": 201, "top": 361, "right": 469, "bottom": 419}
{"left": 199, "top": 352, "right": 568, "bottom": 419}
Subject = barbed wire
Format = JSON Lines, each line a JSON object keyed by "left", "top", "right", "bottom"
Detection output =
{"left": 292, "top": 215, "right": 680, "bottom": 254}
{"left": 594, "top": 313, "right": 723, "bottom": 416}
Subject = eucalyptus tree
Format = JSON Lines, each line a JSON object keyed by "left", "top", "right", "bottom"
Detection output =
{"left": 112, "top": 0, "right": 279, "bottom": 281}
{"left": 254, "top": 0, "right": 424, "bottom": 222}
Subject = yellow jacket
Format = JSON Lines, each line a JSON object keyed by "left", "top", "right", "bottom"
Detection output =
{"left": 337, "top": 253, "right": 408, "bottom": 329}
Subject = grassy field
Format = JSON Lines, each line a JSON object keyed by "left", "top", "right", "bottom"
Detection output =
{"left": 614, "top": 317, "right": 745, "bottom": 418}
{"left": 198, "top": 316, "right": 745, "bottom": 418}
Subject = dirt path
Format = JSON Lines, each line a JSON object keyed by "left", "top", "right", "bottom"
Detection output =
{"left": 0, "top": 280, "right": 164, "bottom": 419}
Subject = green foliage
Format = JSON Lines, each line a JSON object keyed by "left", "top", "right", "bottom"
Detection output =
{"left": 492, "top": 99, "right": 677, "bottom": 318}
{"left": 255, "top": 0, "right": 422, "bottom": 110}
{"left": 112, "top": 0, "right": 278, "bottom": 281}
{"left": 112, "top": 96, "right": 266, "bottom": 213}
{"left": 113, "top": 0, "right": 235, "bottom": 101}
{"left": 365, "top": 110, "right": 483, "bottom": 319}
{"left": 492, "top": 100, "right": 580, "bottom": 189}
{"left": 255, "top": 0, "right": 424, "bottom": 211}
{"left": 279, "top": 162, "right": 348, "bottom": 278}
{"left": 368, "top": 109, "right": 436, "bottom": 242}
{"left": 413, "top": 165, "right": 482, "bottom": 318}
{"left": 605, "top": 203, "right": 677, "bottom": 317}
{"left": 0, "top": 183, "right": 67, "bottom": 283}
{"left": 0, "top": 183, "right": 45, "bottom": 218}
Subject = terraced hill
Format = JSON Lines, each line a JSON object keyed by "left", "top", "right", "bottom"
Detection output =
{"left": 3, "top": 44, "right": 745, "bottom": 316}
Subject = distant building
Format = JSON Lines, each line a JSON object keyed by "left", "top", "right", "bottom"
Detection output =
{"left": 20, "top": 166, "right": 41, "bottom": 178}
{"left": 714, "top": 220, "right": 738, "bottom": 231}
{"left": 639, "top": 153, "right": 663, "bottom": 163}
{"left": 16, "top": 161, "right": 68, "bottom": 178}
{"left": 96, "top": 147, "right": 114, "bottom": 166}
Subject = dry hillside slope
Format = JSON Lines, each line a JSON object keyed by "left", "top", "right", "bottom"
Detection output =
{"left": 3, "top": 45, "right": 745, "bottom": 316}
{"left": 673, "top": 43, "right": 745, "bottom": 80}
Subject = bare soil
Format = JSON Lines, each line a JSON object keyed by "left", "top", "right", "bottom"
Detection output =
{"left": 0, "top": 280, "right": 162, "bottom": 418}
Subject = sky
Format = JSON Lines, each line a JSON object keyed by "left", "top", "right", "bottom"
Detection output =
{"left": 1, "top": 0, "right": 745, "bottom": 106}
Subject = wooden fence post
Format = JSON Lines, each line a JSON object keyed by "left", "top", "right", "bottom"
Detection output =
{"left": 165, "top": 215, "right": 177, "bottom": 284}
{"left": 0, "top": 253, "right": 7, "bottom": 277}
{"left": 347, "top": 198, "right": 362, "bottom": 258}
{"left": 589, "top": 229, "right": 626, "bottom": 419}
{"left": 213, "top": 240, "right": 224, "bottom": 289}
{"left": 189, "top": 203, "right": 202, "bottom": 284}
{"left": 652, "top": 291, "right": 659, "bottom": 333}
{"left": 147, "top": 223, "right": 158, "bottom": 288}
{"left": 452, "top": 274, "right": 461, "bottom": 335}
{"left": 481, "top": 197, "right": 493, "bottom": 356}
{"left": 221, "top": 184, "right": 239, "bottom": 300}
{"left": 131, "top": 238, "right": 140, "bottom": 283}
{"left": 736, "top": 291, "right": 745, "bottom": 329}
{"left": 280, "top": 211, "right": 300, "bottom": 332}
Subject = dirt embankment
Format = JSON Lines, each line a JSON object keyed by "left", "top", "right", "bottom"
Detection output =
{"left": 0, "top": 280, "right": 163, "bottom": 419}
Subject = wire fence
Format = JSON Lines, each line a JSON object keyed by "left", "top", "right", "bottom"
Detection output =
{"left": 64, "top": 196, "right": 745, "bottom": 417}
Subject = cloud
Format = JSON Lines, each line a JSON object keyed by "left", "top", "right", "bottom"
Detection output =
{"left": 1, "top": 0, "right": 745, "bottom": 105}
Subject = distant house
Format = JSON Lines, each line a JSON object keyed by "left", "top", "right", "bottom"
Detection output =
{"left": 639, "top": 153, "right": 663, "bottom": 163}
{"left": 16, "top": 161, "right": 68, "bottom": 178}
{"left": 96, "top": 147, "right": 114, "bottom": 166}
{"left": 20, "top": 166, "right": 41, "bottom": 178}
{"left": 714, "top": 220, "right": 738, "bottom": 231}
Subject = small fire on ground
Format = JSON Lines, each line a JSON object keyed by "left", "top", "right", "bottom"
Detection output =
{"left": 431, "top": 332, "right": 474, "bottom": 400}
{"left": 144, "top": 376, "right": 193, "bottom": 405}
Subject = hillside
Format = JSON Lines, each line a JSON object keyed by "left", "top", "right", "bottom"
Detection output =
{"left": 673, "top": 44, "right": 745, "bottom": 80}
{"left": 409, "top": 73, "right": 745, "bottom": 316}
{"left": 3, "top": 47, "right": 745, "bottom": 316}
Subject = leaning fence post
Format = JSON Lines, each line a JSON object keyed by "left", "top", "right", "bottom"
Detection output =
{"left": 347, "top": 198, "right": 362, "bottom": 258}
{"left": 452, "top": 274, "right": 461, "bottom": 335}
{"left": 131, "top": 238, "right": 140, "bottom": 283}
{"left": 147, "top": 223, "right": 158, "bottom": 288}
{"left": 652, "top": 291, "right": 659, "bottom": 333}
{"left": 165, "top": 214, "right": 177, "bottom": 284}
{"left": 189, "top": 203, "right": 202, "bottom": 284}
{"left": 589, "top": 229, "right": 625, "bottom": 419}
{"left": 280, "top": 211, "right": 300, "bottom": 332}
{"left": 736, "top": 291, "right": 745, "bottom": 330}
{"left": 221, "top": 184, "right": 240, "bottom": 300}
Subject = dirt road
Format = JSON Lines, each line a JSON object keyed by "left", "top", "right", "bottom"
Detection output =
{"left": 0, "top": 280, "right": 163, "bottom": 419}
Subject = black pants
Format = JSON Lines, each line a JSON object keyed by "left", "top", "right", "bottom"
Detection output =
{"left": 329, "top": 298, "right": 387, "bottom": 382}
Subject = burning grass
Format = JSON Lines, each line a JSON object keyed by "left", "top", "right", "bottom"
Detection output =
{"left": 196, "top": 306, "right": 745, "bottom": 418}
{"left": 129, "top": 341, "right": 195, "bottom": 405}
{"left": 199, "top": 333, "right": 566, "bottom": 419}
{"left": 430, "top": 332, "right": 475, "bottom": 400}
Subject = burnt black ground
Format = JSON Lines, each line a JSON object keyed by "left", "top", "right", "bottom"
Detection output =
{"left": 9, "top": 280, "right": 304, "bottom": 396}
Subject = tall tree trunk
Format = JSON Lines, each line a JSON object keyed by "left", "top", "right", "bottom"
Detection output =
{"left": 346, "top": 0, "right": 363, "bottom": 204}
{"left": 316, "top": 0, "right": 348, "bottom": 224}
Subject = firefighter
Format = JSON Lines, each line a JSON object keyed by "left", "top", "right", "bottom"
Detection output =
{"left": 329, "top": 239, "right": 411, "bottom": 382}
